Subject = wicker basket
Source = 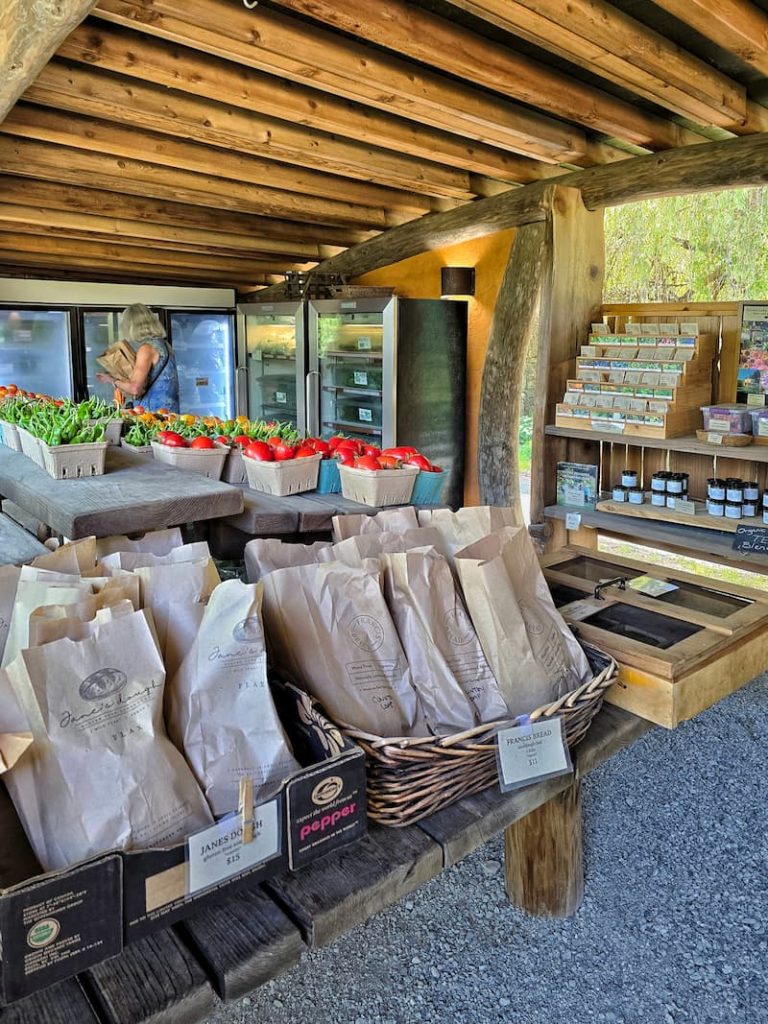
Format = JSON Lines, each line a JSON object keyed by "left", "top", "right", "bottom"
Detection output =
{"left": 244, "top": 452, "right": 322, "bottom": 495}
{"left": 338, "top": 643, "right": 617, "bottom": 827}
{"left": 338, "top": 463, "right": 418, "bottom": 507}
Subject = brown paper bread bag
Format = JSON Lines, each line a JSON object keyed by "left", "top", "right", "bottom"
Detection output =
{"left": 0, "top": 565, "right": 21, "bottom": 664}
{"left": 455, "top": 528, "right": 590, "bottom": 716}
{"left": 261, "top": 561, "right": 425, "bottom": 737}
{"left": 95, "top": 528, "right": 184, "bottom": 558}
{"left": 244, "top": 538, "right": 334, "bottom": 583}
{"left": 167, "top": 580, "right": 300, "bottom": 815}
{"left": 0, "top": 609, "right": 212, "bottom": 871}
{"left": 28, "top": 598, "right": 137, "bottom": 647}
{"left": 332, "top": 506, "right": 419, "bottom": 542}
{"left": 417, "top": 506, "right": 519, "bottom": 562}
{"left": 2, "top": 567, "right": 94, "bottom": 668}
{"left": 330, "top": 527, "right": 447, "bottom": 568}
{"left": 381, "top": 548, "right": 511, "bottom": 733}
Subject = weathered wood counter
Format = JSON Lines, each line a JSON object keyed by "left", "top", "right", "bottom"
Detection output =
{"left": 0, "top": 705, "right": 652, "bottom": 1024}
{"left": 0, "top": 447, "right": 244, "bottom": 540}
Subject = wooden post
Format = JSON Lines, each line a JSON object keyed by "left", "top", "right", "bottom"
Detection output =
{"left": 478, "top": 219, "right": 551, "bottom": 515}
{"left": 0, "top": 1, "right": 100, "bottom": 123}
{"left": 530, "top": 187, "right": 605, "bottom": 527}
{"left": 504, "top": 780, "right": 584, "bottom": 917}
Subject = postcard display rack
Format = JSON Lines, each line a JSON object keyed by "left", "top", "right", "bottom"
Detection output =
{"left": 555, "top": 324, "right": 715, "bottom": 439}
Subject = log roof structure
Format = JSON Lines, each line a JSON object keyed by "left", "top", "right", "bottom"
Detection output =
{"left": 3, "top": 0, "right": 768, "bottom": 290}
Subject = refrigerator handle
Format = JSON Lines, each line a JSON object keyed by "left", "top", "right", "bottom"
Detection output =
{"left": 236, "top": 365, "right": 248, "bottom": 418}
{"left": 305, "top": 370, "right": 320, "bottom": 435}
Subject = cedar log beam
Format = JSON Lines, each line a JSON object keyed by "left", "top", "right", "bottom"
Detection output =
{"left": 0, "top": 0, "right": 99, "bottom": 123}
{"left": 247, "top": 132, "right": 768, "bottom": 296}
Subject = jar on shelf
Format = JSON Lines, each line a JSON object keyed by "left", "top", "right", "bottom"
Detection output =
{"left": 621, "top": 469, "right": 638, "bottom": 489}
{"left": 651, "top": 491, "right": 666, "bottom": 507}
{"left": 708, "top": 498, "right": 725, "bottom": 517}
{"left": 667, "top": 475, "right": 684, "bottom": 496}
{"left": 742, "top": 499, "right": 758, "bottom": 517}
{"left": 743, "top": 481, "right": 760, "bottom": 502}
{"left": 725, "top": 500, "right": 743, "bottom": 520}
{"left": 651, "top": 473, "right": 667, "bottom": 493}
{"left": 708, "top": 478, "right": 726, "bottom": 501}
{"left": 628, "top": 487, "right": 644, "bottom": 504}
{"left": 725, "top": 479, "right": 744, "bottom": 503}
{"left": 611, "top": 486, "right": 627, "bottom": 502}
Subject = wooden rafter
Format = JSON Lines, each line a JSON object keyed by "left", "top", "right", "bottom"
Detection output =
{"left": 250, "top": 132, "right": 768, "bottom": 291}
{"left": 653, "top": 0, "right": 768, "bottom": 79}
{"left": 2, "top": 105, "right": 441, "bottom": 220}
{"left": 0, "top": 0, "right": 99, "bottom": 123}
{"left": 24, "top": 61, "right": 496, "bottom": 201}
{"left": 92, "top": 0, "right": 600, "bottom": 165}
{"left": 0, "top": 252, "right": 270, "bottom": 286}
{"left": 265, "top": 0, "right": 706, "bottom": 149}
{"left": 55, "top": 22, "right": 560, "bottom": 185}
{"left": 444, "top": 0, "right": 746, "bottom": 129}
{"left": 0, "top": 139, "right": 398, "bottom": 230}
{"left": 0, "top": 177, "right": 375, "bottom": 248}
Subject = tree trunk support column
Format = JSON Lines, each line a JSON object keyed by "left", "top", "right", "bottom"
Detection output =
{"left": 503, "top": 779, "right": 584, "bottom": 917}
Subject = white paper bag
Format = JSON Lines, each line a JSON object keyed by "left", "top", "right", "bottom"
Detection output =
{"left": 332, "top": 506, "right": 419, "bottom": 542}
{"left": 2, "top": 567, "right": 94, "bottom": 668}
{"left": 167, "top": 580, "right": 300, "bottom": 815}
{"left": 95, "top": 528, "right": 184, "bottom": 558}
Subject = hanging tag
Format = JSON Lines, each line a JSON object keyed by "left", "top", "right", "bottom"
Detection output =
{"left": 496, "top": 717, "right": 572, "bottom": 793}
{"left": 239, "top": 777, "right": 255, "bottom": 845}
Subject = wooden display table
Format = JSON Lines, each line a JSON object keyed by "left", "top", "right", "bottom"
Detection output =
{"left": 0, "top": 513, "right": 47, "bottom": 566}
{"left": 0, "top": 705, "right": 651, "bottom": 1024}
{"left": 0, "top": 447, "right": 244, "bottom": 540}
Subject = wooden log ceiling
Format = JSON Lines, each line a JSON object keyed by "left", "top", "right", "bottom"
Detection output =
{"left": 2, "top": 0, "right": 768, "bottom": 290}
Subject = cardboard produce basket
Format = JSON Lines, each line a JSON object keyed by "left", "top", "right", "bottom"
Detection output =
{"left": 39, "top": 440, "right": 109, "bottom": 480}
{"left": 1, "top": 422, "right": 21, "bottom": 451}
{"left": 17, "top": 427, "right": 44, "bottom": 467}
{"left": 244, "top": 452, "right": 321, "bottom": 496}
{"left": 150, "top": 440, "right": 228, "bottom": 480}
{"left": 338, "top": 463, "right": 418, "bottom": 507}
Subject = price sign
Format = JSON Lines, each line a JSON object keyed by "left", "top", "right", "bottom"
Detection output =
{"left": 497, "top": 717, "right": 572, "bottom": 793}
{"left": 733, "top": 525, "right": 768, "bottom": 554}
{"left": 565, "top": 511, "right": 582, "bottom": 531}
{"left": 357, "top": 336, "right": 372, "bottom": 350}
{"left": 187, "top": 798, "right": 280, "bottom": 895}
{"left": 275, "top": 391, "right": 287, "bottom": 404}
{"left": 358, "top": 408, "right": 373, "bottom": 423}
{"left": 353, "top": 371, "right": 368, "bottom": 387}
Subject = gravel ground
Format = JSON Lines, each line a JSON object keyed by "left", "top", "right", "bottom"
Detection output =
{"left": 204, "top": 676, "right": 768, "bottom": 1024}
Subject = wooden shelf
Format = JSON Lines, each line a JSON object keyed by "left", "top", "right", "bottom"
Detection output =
{"left": 543, "top": 503, "right": 768, "bottom": 570}
{"left": 595, "top": 495, "right": 761, "bottom": 533}
{"left": 546, "top": 425, "right": 768, "bottom": 463}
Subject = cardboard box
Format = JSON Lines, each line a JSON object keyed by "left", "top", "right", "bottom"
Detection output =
{"left": 0, "top": 683, "right": 367, "bottom": 1004}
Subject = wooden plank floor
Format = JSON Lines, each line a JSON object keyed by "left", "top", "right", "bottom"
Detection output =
{"left": 0, "top": 704, "right": 654, "bottom": 1023}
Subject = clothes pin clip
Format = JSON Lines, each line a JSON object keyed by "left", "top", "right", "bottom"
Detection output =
{"left": 513, "top": 713, "right": 533, "bottom": 737}
{"left": 238, "top": 778, "right": 254, "bottom": 845}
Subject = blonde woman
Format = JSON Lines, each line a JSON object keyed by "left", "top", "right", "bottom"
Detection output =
{"left": 96, "top": 304, "right": 180, "bottom": 412}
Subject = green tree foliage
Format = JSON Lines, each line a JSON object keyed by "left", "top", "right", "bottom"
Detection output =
{"left": 604, "top": 187, "right": 768, "bottom": 303}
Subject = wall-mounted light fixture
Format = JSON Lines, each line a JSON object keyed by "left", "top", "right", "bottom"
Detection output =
{"left": 440, "top": 266, "right": 475, "bottom": 298}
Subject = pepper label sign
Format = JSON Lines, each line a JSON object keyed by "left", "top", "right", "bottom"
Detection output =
{"left": 732, "top": 525, "right": 768, "bottom": 554}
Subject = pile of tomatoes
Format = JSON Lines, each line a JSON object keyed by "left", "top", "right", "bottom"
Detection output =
{"left": 154, "top": 429, "right": 442, "bottom": 473}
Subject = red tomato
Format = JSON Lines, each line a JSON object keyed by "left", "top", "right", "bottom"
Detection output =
{"left": 382, "top": 446, "right": 418, "bottom": 460}
{"left": 363, "top": 445, "right": 381, "bottom": 457}
{"left": 327, "top": 435, "right": 346, "bottom": 451}
{"left": 377, "top": 455, "right": 400, "bottom": 469}
{"left": 355, "top": 455, "right": 381, "bottom": 472}
{"left": 232, "top": 434, "right": 252, "bottom": 448}
{"left": 214, "top": 435, "right": 231, "bottom": 445}
{"left": 337, "top": 439, "right": 363, "bottom": 455}
{"left": 273, "top": 442, "right": 296, "bottom": 461}
{"left": 335, "top": 449, "right": 355, "bottom": 466}
{"left": 406, "top": 453, "right": 432, "bottom": 471}
{"left": 310, "top": 439, "right": 331, "bottom": 457}
{"left": 133, "top": 405, "right": 145, "bottom": 414}
{"left": 266, "top": 435, "right": 284, "bottom": 448}
{"left": 295, "top": 446, "right": 317, "bottom": 458}
{"left": 430, "top": 465, "right": 443, "bottom": 473}
{"left": 244, "top": 441, "right": 273, "bottom": 461}
{"left": 157, "top": 430, "right": 186, "bottom": 447}
{"left": 189, "top": 436, "right": 215, "bottom": 449}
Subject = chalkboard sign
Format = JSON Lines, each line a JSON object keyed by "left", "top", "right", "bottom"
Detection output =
{"left": 732, "top": 525, "right": 768, "bottom": 553}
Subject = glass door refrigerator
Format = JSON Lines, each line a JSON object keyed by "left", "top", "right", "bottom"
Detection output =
{"left": 237, "top": 301, "right": 306, "bottom": 432}
{"left": 0, "top": 308, "right": 75, "bottom": 398}
{"left": 308, "top": 297, "right": 467, "bottom": 508}
{"left": 81, "top": 308, "right": 122, "bottom": 403}
{"left": 167, "top": 310, "right": 236, "bottom": 419}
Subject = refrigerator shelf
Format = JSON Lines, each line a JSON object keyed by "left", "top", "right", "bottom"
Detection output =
{"left": 320, "top": 350, "right": 384, "bottom": 361}
{"left": 321, "top": 385, "right": 383, "bottom": 398}
{"left": 323, "top": 419, "right": 382, "bottom": 436}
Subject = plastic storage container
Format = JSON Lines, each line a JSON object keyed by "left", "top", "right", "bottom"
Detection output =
{"left": 338, "top": 464, "right": 418, "bottom": 507}
{"left": 40, "top": 440, "right": 109, "bottom": 479}
{"left": 243, "top": 452, "right": 322, "bottom": 495}
{"left": 150, "top": 440, "right": 228, "bottom": 480}
{"left": 316, "top": 458, "right": 341, "bottom": 495}
{"left": 410, "top": 468, "right": 447, "bottom": 505}
{"left": 701, "top": 404, "right": 753, "bottom": 434}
